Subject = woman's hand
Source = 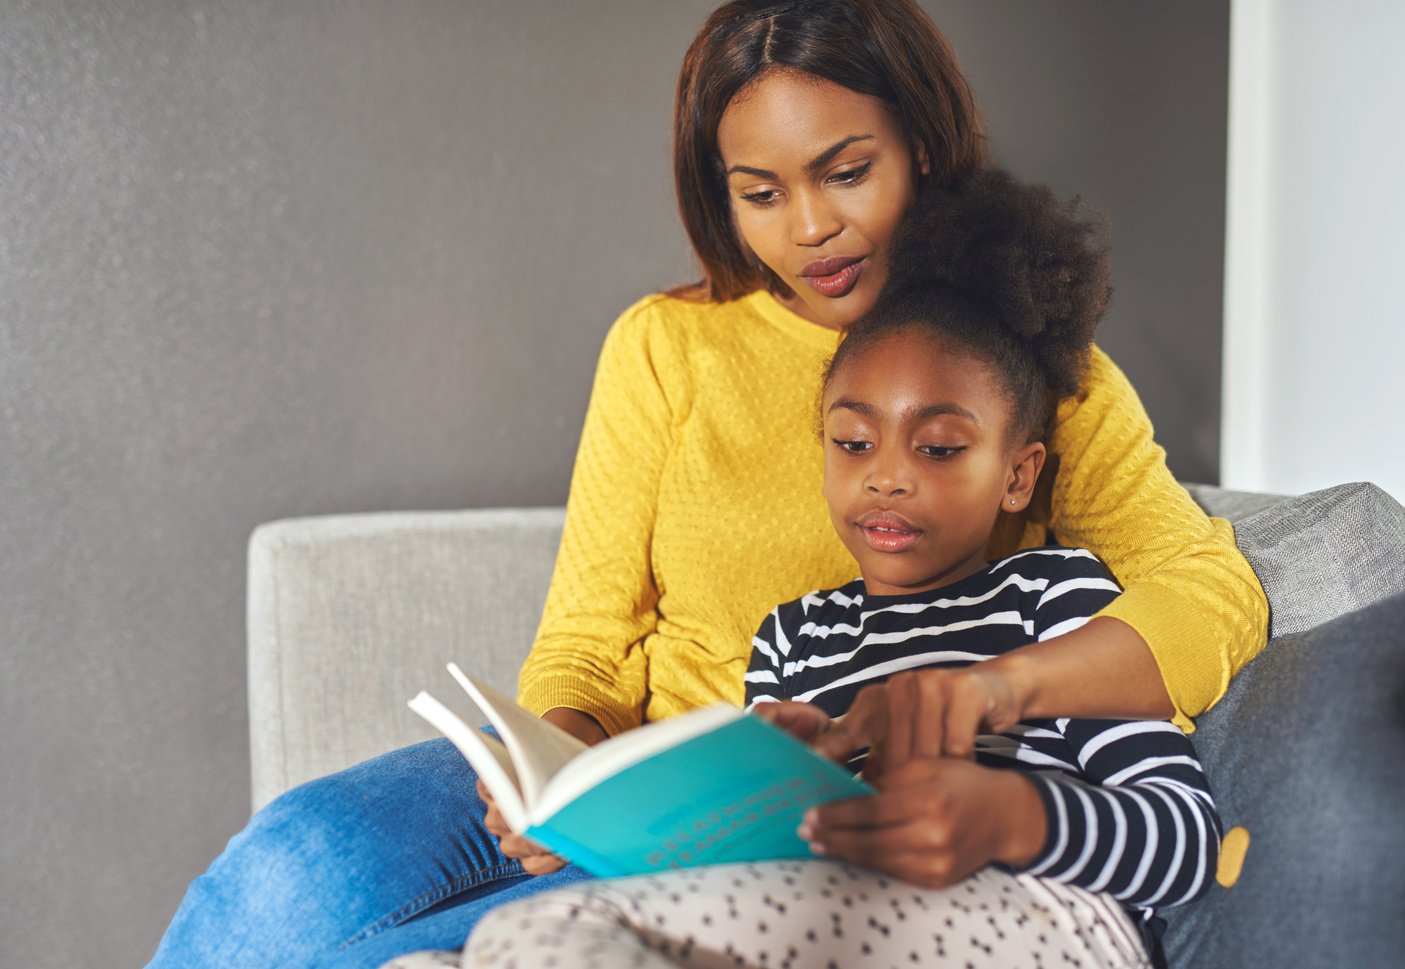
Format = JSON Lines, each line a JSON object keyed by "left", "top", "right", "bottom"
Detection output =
{"left": 812, "top": 666, "right": 1022, "bottom": 779}
{"left": 799, "top": 758, "right": 1047, "bottom": 888}
{"left": 477, "top": 778, "right": 570, "bottom": 876}
{"left": 477, "top": 706, "right": 610, "bottom": 877}
{"left": 752, "top": 666, "right": 1021, "bottom": 779}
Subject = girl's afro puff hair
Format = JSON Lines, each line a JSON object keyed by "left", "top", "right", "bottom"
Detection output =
{"left": 829, "top": 167, "right": 1112, "bottom": 441}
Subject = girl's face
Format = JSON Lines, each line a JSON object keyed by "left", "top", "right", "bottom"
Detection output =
{"left": 821, "top": 329, "right": 1045, "bottom": 597}
{"left": 717, "top": 70, "right": 927, "bottom": 331}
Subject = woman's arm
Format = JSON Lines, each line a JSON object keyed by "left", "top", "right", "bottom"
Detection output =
{"left": 494, "top": 297, "right": 682, "bottom": 875}
{"left": 990, "top": 615, "right": 1172, "bottom": 720}
{"left": 516, "top": 295, "right": 685, "bottom": 737}
{"left": 1029, "top": 346, "right": 1270, "bottom": 729}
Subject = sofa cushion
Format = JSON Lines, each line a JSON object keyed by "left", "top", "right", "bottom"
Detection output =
{"left": 1160, "top": 587, "right": 1405, "bottom": 968}
{"left": 1230, "top": 482, "right": 1405, "bottom": 639}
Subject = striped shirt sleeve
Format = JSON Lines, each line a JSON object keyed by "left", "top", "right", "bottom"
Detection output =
{"left": 1030, "top": 547, "right": 1123, "bottom": 642}
{"left": 1020, "top": 718, "right": 1222, "bottom": 908}
{"left": 1019, "top": 550, "right": 1221, "bottom": 909}
{"left": 744, "top": 605, "right": 787, "bottom": 708}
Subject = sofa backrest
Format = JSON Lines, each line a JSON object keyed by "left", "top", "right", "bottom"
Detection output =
{"left": 247, "top": 482, "right": 1405, "bottom": 809}
{"left": 248, "top": 508, "right": 565, "bottom": 809}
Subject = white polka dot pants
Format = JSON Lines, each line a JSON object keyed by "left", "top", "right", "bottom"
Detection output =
{"left": 462, "top": 860, "right": 1151, "bottom": 969}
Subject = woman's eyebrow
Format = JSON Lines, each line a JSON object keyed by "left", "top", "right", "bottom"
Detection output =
{"left": 725, "top": 134, "right": 876, "bottom": 179}
{"left": 804, "top": 135, "right": 874, "bottom": 176}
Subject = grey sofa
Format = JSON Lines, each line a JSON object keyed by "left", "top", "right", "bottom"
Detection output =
{"left": 247, "top": 483, "right": 1405, "bottom": 968}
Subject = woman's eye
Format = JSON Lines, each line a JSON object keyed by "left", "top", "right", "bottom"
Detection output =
{"left": 918, "top": 445, "right": 964, "bottom": 459}
{"left": 739, "top": 189, "right": 779, "bottom": 207}
{"left": 832, "top": 438, "right": 871, "bottom": 454}
{"left": 827, "top": 162, "right": 871, "bottom": 186}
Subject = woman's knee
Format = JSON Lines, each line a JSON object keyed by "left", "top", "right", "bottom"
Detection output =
{"left": 236, "top": 738, "right": 499, "bottom": 904}
{"left": 155, "top": 739, "right": 501, "bottom": 964}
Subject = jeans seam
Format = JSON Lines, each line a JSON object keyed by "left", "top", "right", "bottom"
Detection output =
{"left": 337, "top": 862, "right": 525, "bottom": 950}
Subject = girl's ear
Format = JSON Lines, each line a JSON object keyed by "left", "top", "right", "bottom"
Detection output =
{"left": 1003, "top": 442, "right": 1046, "bottom": 513}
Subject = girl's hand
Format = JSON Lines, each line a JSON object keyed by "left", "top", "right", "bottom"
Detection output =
{"left": 814, "top": 666, "right": 1022, "bottom": 775}
{"left": 477, "top": 778, "right": 569, "bottom": 876}
{"left": 798, "top": 758, "right": 1047, "bottom": 888}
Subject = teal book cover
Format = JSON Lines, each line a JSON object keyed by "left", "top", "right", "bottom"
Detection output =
{"left": 523, "top": 714, "right": 872, "bottom": 878}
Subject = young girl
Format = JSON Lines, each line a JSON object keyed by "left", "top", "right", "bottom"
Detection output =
{"left": 147, "top": 4, "right": 1264, "bottom": 966}
{"left": 459, "top": 169, "right": 1218, "bottom": 969}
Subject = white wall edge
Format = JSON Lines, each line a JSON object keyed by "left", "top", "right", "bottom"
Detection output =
{"left": 1220, "top": 0, "right": 1273, "bottom": 491}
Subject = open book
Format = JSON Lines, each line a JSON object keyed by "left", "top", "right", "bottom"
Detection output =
{"left": 408, "top": 664, "right": 871, "bottom": 878}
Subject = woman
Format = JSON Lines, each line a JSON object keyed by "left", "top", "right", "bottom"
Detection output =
{"left": 147, "top": 2, "right": 1266, "bottom": 967}
{"left": 462, "top": 167, "right": 1222, "bottom": 969}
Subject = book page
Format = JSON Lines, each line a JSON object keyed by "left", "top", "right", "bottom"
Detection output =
{"left": 406, "top": 691, "right": 530, "bottom": 831}
{"left": 532, "top": 704, "right": 742, "bottom": 823}
{"left": 447, "top": 664, "right": 587, "bottom": 812}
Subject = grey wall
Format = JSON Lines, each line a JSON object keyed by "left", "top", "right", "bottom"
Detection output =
{"left": 938, "top": 1, "right": 1230, "bottom": 477}
{"left": 0, "top": 2, "right": 1226, "bottom": 966}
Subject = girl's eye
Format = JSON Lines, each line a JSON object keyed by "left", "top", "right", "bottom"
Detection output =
{"left": 832, "top": 438, "right": 871, "bottom": 454}
{"left": 918, "top": 445, "right": 964, "bottom": 459}
{"left": 827, "top": 162, "right": 871, "bottom": 186}
{"left": 739, "top": 188, "right": 779, "bottom": 207}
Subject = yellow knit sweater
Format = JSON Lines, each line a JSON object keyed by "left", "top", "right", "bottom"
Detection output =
{"left": 517, "top": 290, "right": 1269, "bottom": 734}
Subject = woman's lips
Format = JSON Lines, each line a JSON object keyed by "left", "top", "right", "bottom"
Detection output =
{"left": 798, "top": 256, "right": 866, "bottom": 299}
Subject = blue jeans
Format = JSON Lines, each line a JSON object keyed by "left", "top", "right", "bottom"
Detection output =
{"left": 147, "top": 736, "right": 594, "bottom": 969}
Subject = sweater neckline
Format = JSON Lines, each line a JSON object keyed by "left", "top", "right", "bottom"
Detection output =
{"left": 743, "top": 290, "right": 845, "bottom": 353}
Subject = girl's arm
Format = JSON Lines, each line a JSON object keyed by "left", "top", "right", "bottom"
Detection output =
{"left": 516, "top": 295, "right": 685, "bottom": 738}
{"left": 1008, "top": 545, "right": 1224, "bottom": 907}
{"left": 803, "top": 720, "right": 1221, "bottom": 909}
{"left": 743, "top": 605, "right": 791, "bottom": 707}
{"left": 1019, "top": 718, "right": 1223, "bottom": 908}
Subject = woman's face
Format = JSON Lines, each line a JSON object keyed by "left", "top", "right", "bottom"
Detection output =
{"left": 717, "top": 70, "right": 927, "bottom": 331}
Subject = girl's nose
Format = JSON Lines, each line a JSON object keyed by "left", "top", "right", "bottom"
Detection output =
{"left": 789, "top": 190, "right": 842, "bottom": 247}
{"left": 865, "top": 455, "right": 913, "bottom": 496}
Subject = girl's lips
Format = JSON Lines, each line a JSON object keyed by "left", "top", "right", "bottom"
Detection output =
{"left": 859, "top": 522, "right": 921, "bottom": 553}
{"left": 800, "top": 257, "right": 866, "bottom": 299}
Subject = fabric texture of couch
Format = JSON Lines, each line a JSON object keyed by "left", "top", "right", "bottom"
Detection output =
{"left": 247, "top": 482, "right": 1405, "bottom": 967}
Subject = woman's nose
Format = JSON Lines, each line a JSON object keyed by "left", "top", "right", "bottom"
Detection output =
{"left": 789, "top": 190, "right": 842, "bottom": 247}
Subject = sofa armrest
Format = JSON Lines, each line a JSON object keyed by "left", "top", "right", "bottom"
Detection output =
{"left": 1161, "top": 586, "right": 1405, "bottom": 967}
{"left": 247, "top": 508, "right": 564, "bottom": 811}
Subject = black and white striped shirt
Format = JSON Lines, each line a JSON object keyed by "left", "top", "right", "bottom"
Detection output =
{"left": 744, "top": 546, "right": 1221, "bottom": 912}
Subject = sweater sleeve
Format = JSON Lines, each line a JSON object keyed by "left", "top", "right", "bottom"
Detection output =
{"left": 516, "top": 296, "right": 682, "bottom": 737}
{"left": 1048, "top": 346, "right": 1270, "bottom": 729}
{"left": 1021, "top": 718, "right": 1223, "bottom": 909}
